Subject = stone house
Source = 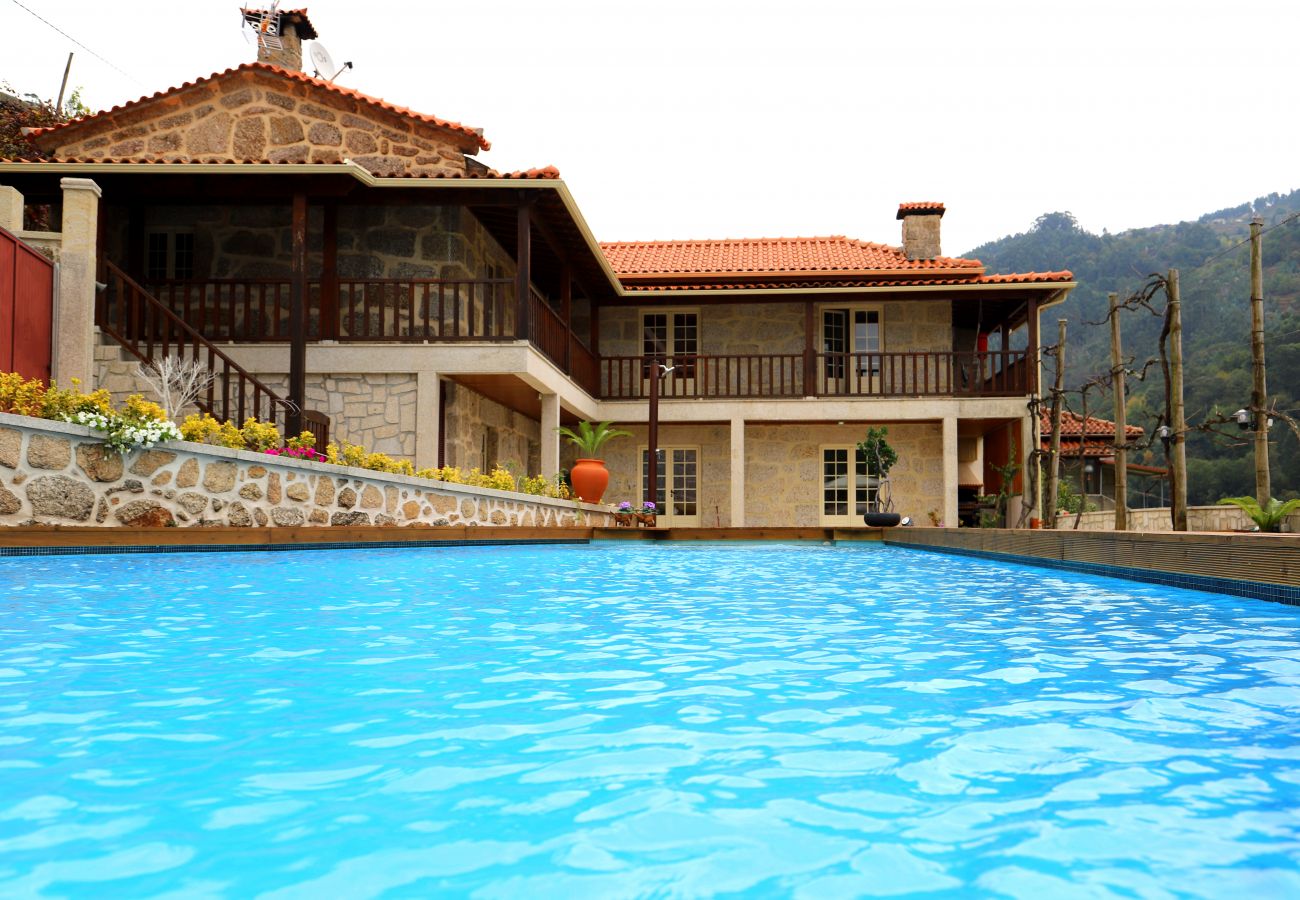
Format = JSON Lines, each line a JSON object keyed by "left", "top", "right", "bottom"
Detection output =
{"left": 0, "top": 8, "right": 1074, "bottom": 528}
{"left": 1039, "top": 410, "right": 1161, "bottom": 511}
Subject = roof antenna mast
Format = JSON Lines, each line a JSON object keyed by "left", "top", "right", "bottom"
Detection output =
{"left": 241, "top": 1, "right": 283, "bottom": 51}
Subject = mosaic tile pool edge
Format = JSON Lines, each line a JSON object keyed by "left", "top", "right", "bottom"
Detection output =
{"left": 894, "top": 541, "right": 1300, "bottom": 607}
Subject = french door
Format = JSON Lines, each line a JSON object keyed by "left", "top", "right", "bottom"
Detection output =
{"left": 822, "top": 307, "right": 881, "bottom": 394}
{"left": 641, "top": 446, "right": 701, "bottom": 527}
{"left": 819, "top": 446, "right": 878, "bottom": 526}
{"left": 643, "top": 310, "right": 698, "bottom": 395}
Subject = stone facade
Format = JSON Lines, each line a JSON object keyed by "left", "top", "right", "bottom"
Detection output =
{"left": 35, "top": 68, "right": 480, "bottom": 177}
{"left": 596, "top": 421, "right": 943, "bottom": 528}
{"left": 442, "top": 382, "right": 541, "bottom": 474}
{"left": 0, "top": 413, "right": 609, "bottom": 530}
{"left": 601, "top": 300, "right": 952, "bottom": 357}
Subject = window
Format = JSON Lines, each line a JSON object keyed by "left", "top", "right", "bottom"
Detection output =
{"left": 642, "top": 310, "right": 698, "bottom": 378}
{"left": 821, "top": 306, "right": 881, "bottom": 382}
{"left": 145, "top": 230, "right": 195, "bottom": 280}
{"left": 821, "top": 445, "right": 879, "bottom": 525}
{"left": 640, "top": 446, "right": 700, "bottom": 525}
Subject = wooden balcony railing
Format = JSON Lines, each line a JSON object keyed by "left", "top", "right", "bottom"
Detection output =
{"left": 601, "top": 351, "right": 1029, "bottom": 399}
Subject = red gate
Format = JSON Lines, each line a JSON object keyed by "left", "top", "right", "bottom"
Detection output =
{"left": 0, "top": 225, "right": 53, "bottom": 381}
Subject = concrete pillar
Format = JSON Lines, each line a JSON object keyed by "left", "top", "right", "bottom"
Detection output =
{"left": 415, "top": 371, "right": 440, "bottom": 469}
{"left": 942, "top": 416, "right": 959, "bottom": 528}
{"left": 55, "top": 177, "right": 101, "bottom": 387}
{"left": 1021, "top": 411, "right": 1037, "bottom": 524}
{"left": 0, "top": 186, "right": 23, "bottom": 232}
{"left": 730, "top": 415, "right": 745, "bottom": 527}
{"left": 540, "top": 392, "right": 561, "bottom": 476}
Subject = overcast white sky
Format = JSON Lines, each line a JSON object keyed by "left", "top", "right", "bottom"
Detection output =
{"left": 3, "top": 0, "right": 1297, "bottom": 254}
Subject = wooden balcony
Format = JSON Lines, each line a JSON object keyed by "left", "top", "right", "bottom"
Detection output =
{"left": 600, "top": 351, "right": 1030, "bottom": 400}
{"left": 133, "top": 278, "right": 1030, "bottom": 402}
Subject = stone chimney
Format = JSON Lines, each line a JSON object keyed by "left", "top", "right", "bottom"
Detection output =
{"left": 897, "top": 202, "right": 945, "bottom": 260}
{"left": 244, "top": 8, "right": 318, "bottom": 72}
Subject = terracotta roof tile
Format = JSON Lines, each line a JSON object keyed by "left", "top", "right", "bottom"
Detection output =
{"left": 27, "top": 62, "right": 490, "bottom": 151}
{"left": 619, "top": 271, "right": 1075, "bottom": 291}
{"left": 897, "top": 202, "right": 945, "bottom": 219}
{"left": 1039, "top": 409, "right": 1144, "bottom": 438}
{"left": 599, "top": 236, "right": 982, "bottom": 277}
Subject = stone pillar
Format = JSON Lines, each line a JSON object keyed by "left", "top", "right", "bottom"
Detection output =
{"left": 0, "top": 186, "right": 23, "bottom": 232}
{"left": 415, "top": 371, "right": 440, "bottom": 470}
{"left": 730, "top": 415, "right": 746, "bottom": 527}
{"left": 55, "top": 178, "right": 101, "bottom": 388}
{"left": 942, "top": 416, "right": 958, "bottom": 528}
{"left": 540, "top": 392, "right": 561, "bottom": 477}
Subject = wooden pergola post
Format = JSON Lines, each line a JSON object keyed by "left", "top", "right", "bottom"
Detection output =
{"left": 288, "top": 191, "right": 307, "bottom": 436}
{"left": 1110, "top": 292, "right": 1128, "bottom": 530}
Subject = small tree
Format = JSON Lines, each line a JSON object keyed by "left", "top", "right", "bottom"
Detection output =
{"left": 856, "top": 427, "right": 898, "bottom": 512}
{"left": 555, "top": 420, "right": 631, "bottom": 458}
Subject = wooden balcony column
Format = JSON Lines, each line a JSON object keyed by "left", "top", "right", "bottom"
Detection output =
{"left": 561, "top": 263, "right": 572, "bottom": 373}
{"left": 515, "top": 193, "right": 534, "bottom": 343}
{"left": 288, "top": 191, "right": 307, "bottom": 435}
{"left": 321, "top": 201, "right": 339, "bottom": 341}
{"left": 803, "top": 301, "right": 815, "bottom": 396}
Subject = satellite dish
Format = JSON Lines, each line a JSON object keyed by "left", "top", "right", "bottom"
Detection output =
{"left": 308, "top": 42, "right": 354, "bottom": 82}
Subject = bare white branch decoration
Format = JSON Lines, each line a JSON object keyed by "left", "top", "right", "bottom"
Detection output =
{"left": 134, "top": 356, "right": 214, "bottom": 419}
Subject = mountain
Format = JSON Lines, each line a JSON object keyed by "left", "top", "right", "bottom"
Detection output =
{"left": 965, "top": 191, "right": 1300, "bottom": 504}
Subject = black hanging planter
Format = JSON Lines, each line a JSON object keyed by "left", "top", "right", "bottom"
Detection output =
{"left": 863, "top": 512, "right": 902, "bottom": 527}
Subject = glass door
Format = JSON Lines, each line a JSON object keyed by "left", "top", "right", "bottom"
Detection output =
{"left": 820, "top": 446, "right": 878, "bottom": 526}
{"left": 822, "top": 308, "right": 880, "bottom": 394}
{"left": 643, "top": 311, "right": 698, "bottom": 397}
{"left": 641, "top": 446, "right": 701, "bottom": 527}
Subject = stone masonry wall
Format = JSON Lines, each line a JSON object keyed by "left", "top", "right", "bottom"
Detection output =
{"left": 601, "top": 300, "right": 952, "bottom": 357}
{"left": 601, "top": 424, "right": 732, "bottom": 525}
{"left": 746, "top": 423, "right": 944, "bottom": 527}
{"left": 442, "top": 382, "right": 541, "bottom": 475}
{"left": 0, "top": 413, "right": 609, "bottom": 530}
{"left": 43, "top": 69, "right": 474, "bottom": 177}
{"left": 1070, "top": 505, "right": 1300, "bottom": 533}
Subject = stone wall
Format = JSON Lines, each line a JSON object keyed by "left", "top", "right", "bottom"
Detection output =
{"left": 590, "top": 421, "right": 943, "bottom": 528}
{"left": 38, "top": 68, "right": 477, "bottom": 177}
{"left": 1069, "top": 505, "right": 1300, "bottom": 533}
{"left": 442, "top": 382, "right": 541, "bottom": 474}
{"left": 745, "top": 423, "right": 944, "bottom": 527}
{"left": 600, "top": 300, "right": 952, "bottom": 358}
{"left": 0, "top": 413, "right": 609, "bottom": 530}
{"left": 601, "top": 424, "right": 732, "bottom": 524}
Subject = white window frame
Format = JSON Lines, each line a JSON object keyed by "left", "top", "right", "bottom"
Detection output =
{"left": 639, "top": 443, "right": 702, "bottom": 527}
{"left": 818, "top": 443, "right": 879, "bottom": 527}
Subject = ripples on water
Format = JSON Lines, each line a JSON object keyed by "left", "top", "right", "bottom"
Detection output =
{"left": 0, "top": 543, "right": 1298, "bottom": 898}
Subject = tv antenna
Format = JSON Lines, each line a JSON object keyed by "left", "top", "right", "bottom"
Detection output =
{"left": 242, "top": 2, "right": 283, "bottom": 51}
{"left": 308, "top": 42, "right": 353, "bottom": 83}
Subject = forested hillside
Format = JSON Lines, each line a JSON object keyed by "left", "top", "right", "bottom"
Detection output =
{"left": 966, "top": 191, "right": 1300, "bottom": 504}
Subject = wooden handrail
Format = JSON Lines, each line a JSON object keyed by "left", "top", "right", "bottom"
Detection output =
{"left": 100, "top": 262, "right": 329, "bottom": 443}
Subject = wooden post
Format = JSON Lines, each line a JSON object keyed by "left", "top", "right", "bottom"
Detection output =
{"left": 321, "top": 202, "right": 338, "bottom": 340}
{"left": 1044, "top": 318, "right": 1066, "bottom": 528}
{"left": 1168, "top": 268, "right": 1188, "bottom": 532}
{"left": 803, "top": 301, "right": 816, "bottom": 395}
{"left": 288, "top": 192, "right": 307, "bottom": 436}
{"left": 56, "top": 52, "right": 73, "bottom": 112}
{"left": 1026, "top": 297, "right": 1040, "bottom": 395}
{"left": 515, "top": 194, "right": 532, "bottom": 342}
{"left": 560, "top": 265, "right": 572, "bottom": 373}
{"left": 646, "top": 365, "right": 660, "bottom": 509}
{"left": 1250, "top": 218, "right": 1270, "bottom": 505}
{"left": 1109, "top": 292, "right": 1128, "bottom": 531}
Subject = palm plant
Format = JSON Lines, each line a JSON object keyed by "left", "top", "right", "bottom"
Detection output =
{"left": 555, "top": 420, "right": 631, "bottom": 458}
{"left": 1217, "top": 496, "right": 1300, "bottom": 533}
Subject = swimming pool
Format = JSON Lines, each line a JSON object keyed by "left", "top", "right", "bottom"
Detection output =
{"left": 2, "top": 542, "right": 1298, "bottom": 897}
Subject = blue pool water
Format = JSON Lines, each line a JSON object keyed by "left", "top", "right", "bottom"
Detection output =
{"left": 1, "top": 542, "right": 1299, "bottom": 898}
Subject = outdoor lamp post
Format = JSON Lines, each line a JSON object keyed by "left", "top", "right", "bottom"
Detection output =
{"left": 645, "top": 363, "right": 674, "bottom": 511}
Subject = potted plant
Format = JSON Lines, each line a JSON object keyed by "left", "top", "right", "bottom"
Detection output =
{"left": 857, "top": 426, "right": 901, "bottom": 527}
{"left": 556, "top": 420, "right": 631, "bottom": 504}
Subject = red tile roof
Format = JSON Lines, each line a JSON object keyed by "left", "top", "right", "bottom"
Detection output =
{"left": 1039, "top": 409, "right": 1144, "bottom": 439}
{"left": 27, "top": 62, "right": 490, "bottom": 152}
{"left": 617, "top": 271, "right": 1074, "bottom": 291}
{"left": 600, "top": 236, "right": 982, "bottom": 277}
{"left": 241, "top": 7, "right": 318, "bottom": 40}
{"left": 897, "top": 202, "right": 945, "bottom": 219}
